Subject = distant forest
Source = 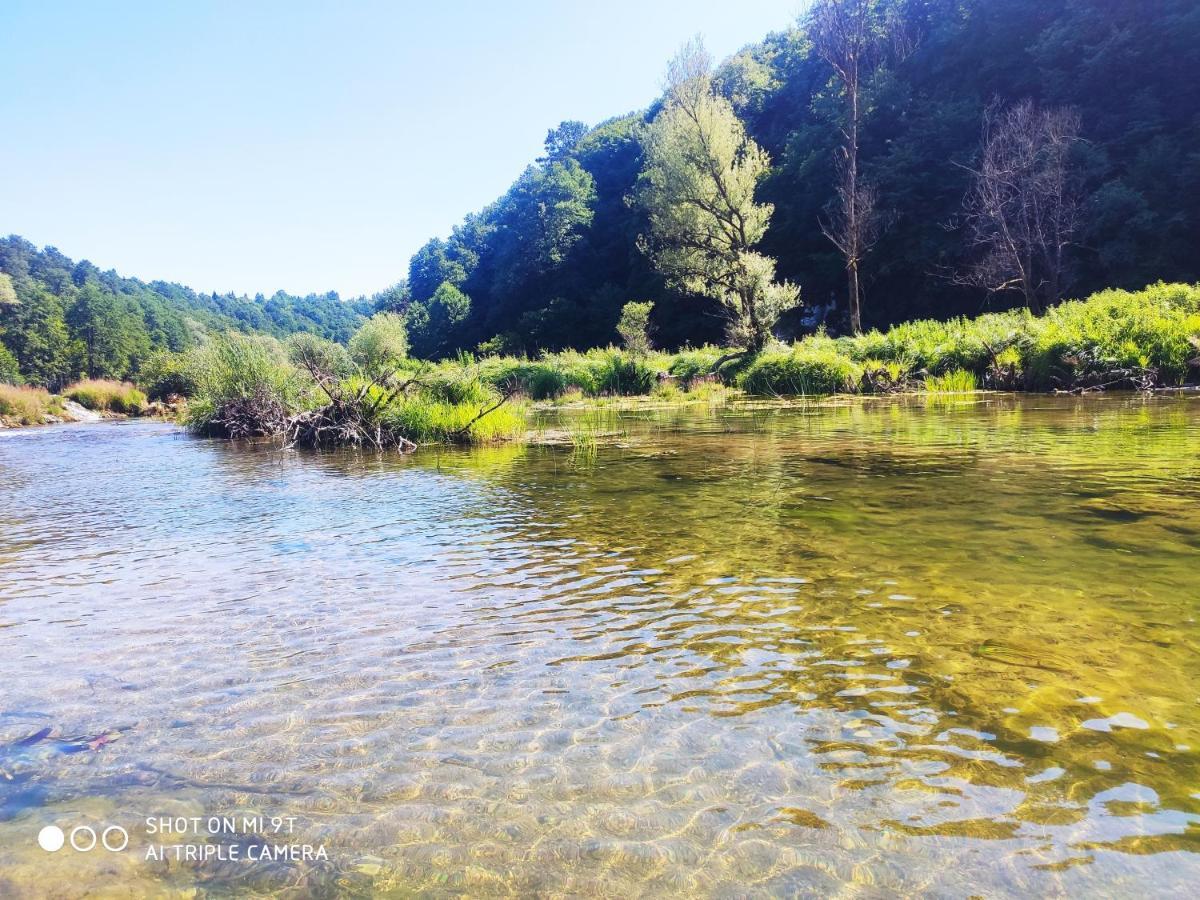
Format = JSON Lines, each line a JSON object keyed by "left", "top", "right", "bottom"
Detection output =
{"left": 3, "top": 0, "right": 1198, "bottom": 385}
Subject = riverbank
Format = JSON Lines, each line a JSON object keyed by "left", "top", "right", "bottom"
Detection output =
{"left": 457, "top": 282, "right": 1200, "bottom": 400}
{"left": 0, "top": 380, "right": 151, "bottom": 429}
{"left": 6, "top": 282, "right": 1195, "bottom": 441}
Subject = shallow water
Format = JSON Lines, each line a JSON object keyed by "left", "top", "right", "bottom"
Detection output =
{"left": 0, "top": 394, "right": 1198, "bottom": 897}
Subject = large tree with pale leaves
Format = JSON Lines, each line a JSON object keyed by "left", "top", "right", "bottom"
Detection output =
{"left": 637, "top": 38, "right": 798, "bottom": 351}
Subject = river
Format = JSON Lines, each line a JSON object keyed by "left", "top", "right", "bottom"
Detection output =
{"left": 0, "top": 394, "right": 1197, "bottom": 897}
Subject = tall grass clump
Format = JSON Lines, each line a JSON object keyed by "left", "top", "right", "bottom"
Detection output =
{"left": 0, "top": 383, "right": 61, "bottom": 425}
{"left": 185, "top": 333, "right": 301, "bottom": 437}
{"left": 739, "top": 340, "right": 864, "bottom": 396}
{"left": 382, "top": 392, "right": 527, "bottom": 444}
{"left": 923, "top": 369, "right": 978, "bottom": 393}
{"left": 65, "top": 379, "right": 147, "bottom": 414}
{"left": 477, "top": 348, "right": 665, "bottom": 400}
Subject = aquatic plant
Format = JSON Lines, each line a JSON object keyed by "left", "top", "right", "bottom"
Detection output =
{"left": 924, "top": 369, "right": 978, "bottom": 393}
{"left": 64, "top": 379, "right": 147, "bottom": 414}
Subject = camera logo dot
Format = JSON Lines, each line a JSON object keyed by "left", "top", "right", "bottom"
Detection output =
{"left": 38, "top": 825, "right": 65, "bottom": 852}
{"left": 38, "top": 823, "right": 128, "bottom": 853}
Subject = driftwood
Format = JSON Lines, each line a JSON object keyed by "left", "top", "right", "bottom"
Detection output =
{"left": 208, "top": 390, "right": 290, "bottom": 440}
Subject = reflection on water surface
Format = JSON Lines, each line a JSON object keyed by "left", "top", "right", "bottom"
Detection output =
{"left": 0, "top": 394, "right": 1198, "bottom": 896}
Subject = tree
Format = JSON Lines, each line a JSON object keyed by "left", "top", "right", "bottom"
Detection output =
{"left": 959, "top": 99, "right": 1083, "bottom": 314}
{"left": 616, "top": 301, "right": 654, "bottom": 355}
{"left": 348, "top": 312, "right": 409, "bottom": 378}
{"left": 408, "top": 239, "right": 467, "bottom": 302}
{"left": 406, "top": 281, "right": 471, "bottom": 359}
{"left": 809, "top": 0, "right": 896, "bottom": 334}
{"left": 637, "top": 38, "right": 798, "bottom": 351}
{"left": 540, "top": 120, "right": 589, "bottom": 162}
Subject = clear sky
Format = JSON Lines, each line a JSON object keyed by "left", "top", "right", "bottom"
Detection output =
{"left": 0, "top": 1, "right": 799, "bottom": 299}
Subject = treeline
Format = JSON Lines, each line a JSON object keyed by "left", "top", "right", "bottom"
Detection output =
{"left": 384, "top": 0, "right": 1200, "bottom": 356}
{"left": 0, "top": 236, "right": 368, "bottom": 388}
{"left": 5, "top": 0, "right": 1198, "bottom": 389}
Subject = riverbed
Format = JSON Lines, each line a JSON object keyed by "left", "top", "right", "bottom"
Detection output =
{"left": 0, "top": 394, "right": 1197, "bottom": 896}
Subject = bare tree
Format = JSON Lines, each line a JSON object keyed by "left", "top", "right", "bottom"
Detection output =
{"left": 810, "top": 0, "right": 896, "bottom": 334}
{"left": 959, "top": 99, "right": 1083, "bottom": 314}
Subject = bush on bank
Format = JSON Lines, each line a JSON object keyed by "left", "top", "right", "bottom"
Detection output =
{"left": 180, "top": 327, "right": 527, "bottom": 448}
{"left": 65, "top": 379, "right": 147, "bottom": 414}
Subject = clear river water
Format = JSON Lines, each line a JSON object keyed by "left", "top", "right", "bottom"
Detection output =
{"left": 0, "top": 393, "right": 1197, "bottom": 897}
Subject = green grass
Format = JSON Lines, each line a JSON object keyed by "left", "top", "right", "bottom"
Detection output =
{"left": 383, "top": 394, "right": 527, "bottom": 444}
{"left": 65, "top": 379, "right": 147, "bottom": 414}
{"left": 924, "top": 369, "right": 978, "bottom": 393}
{"left": 738, "top": 339, "right": 864, "bottom": 396}
{"left": 474, "top": 347, "right": 668, "bottom": 400}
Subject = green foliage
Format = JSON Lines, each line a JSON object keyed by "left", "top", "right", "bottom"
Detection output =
{"left": 667, "top": 346, "right": 725, "bottom": 383}
{"left": 1023, "top": 282, "right": 1200, "bottom": 388}
{"left": 616, "top": 301, "right": 654, "bottom": 355}
{"left": 348, "top": 313, "right": 408, "bottom": 378}
{"left": 637, "top": 41, "right": 797, "bottom": 348}
{"left": 0, "top": 343, "right": 20, "bottom": 384}
{"left": 924, "top": 369, "right": 979, "bottom": 393}
{"left": 739, "top": 342, "right": 864, "bottom": 395}
{"left": 184, "top": 333, "right": 302, "bottom": 435}
{"left": 740, "top": 283, "right": 1200, "bottom": 395}
{"left": 65, "top": 379, "right": 147, "bottom": 414}
{"left": 138, "top": 349, "right": 199, "bottom": 399}
{"left": 0, "top": 273, "right": 16, "bottom": 307}
{"left": 382, "top": 394, "right": 527, "bottom": 445}
{"left": 0, "top": 236, "right": 366, "bottom": 388}
{"left": 406, "top": 283, "right": 469, "bottom": 359}
{"left": 476, "top": 348, "right": 666, "bottom": 400}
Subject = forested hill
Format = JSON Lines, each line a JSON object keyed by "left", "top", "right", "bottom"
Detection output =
{"left": 0, "top": 236, "right": 369, "bottom": 388}
{"left": 389, "top": 0, "right": 1200, "bottom": 356}
{"left": 4, "top": 0, "right": 1199, "bottom": 388}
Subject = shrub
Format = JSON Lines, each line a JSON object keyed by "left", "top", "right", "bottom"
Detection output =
{"left": 184, "top": 333, "right": 303, "bottom": 437}
{"left": 0, "top": 384, "right": 58, "bottom": 424}
{"left": 739, "top": 344, "right": 864, "bottom": 396}
{"left": 138, "top": 350, "right": 199, "bottom": 400}
{"left": 924, "top": 369, "right": 978, "bottom": 393}
{"left": 668, "top": 346, "right": 725, "bottom": 384}
{"left": 65, "top": 379, "right": 147, "bottom": 414}
{"left": 616, "top": 301, "right": 655, "bottom": 356}
{"left": 349, "top": 313, "right": 408, "bottom": 378}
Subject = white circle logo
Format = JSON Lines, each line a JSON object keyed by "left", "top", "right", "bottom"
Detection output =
{"left": 37, "top": 825, "right": 65, "bottom": 852}
{"left": 69, "top": 825, "right": 97, "bottom": 852}
{"left": 101, "top": 825, "right": 129, "bottom": 852}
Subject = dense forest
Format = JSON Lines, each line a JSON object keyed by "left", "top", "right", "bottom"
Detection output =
{"left": 0, "top": 236, "right": 369, "bottom": 388}
{"left": 3, "top": 0, "right": 1198, "bottom": 386}
{"left": 386, "top": 0, "right": 1200, "bottom": 356}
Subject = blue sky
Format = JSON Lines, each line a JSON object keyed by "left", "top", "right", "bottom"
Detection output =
{"left": 0, "top": 1, "right": 799, "bottom": 298}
